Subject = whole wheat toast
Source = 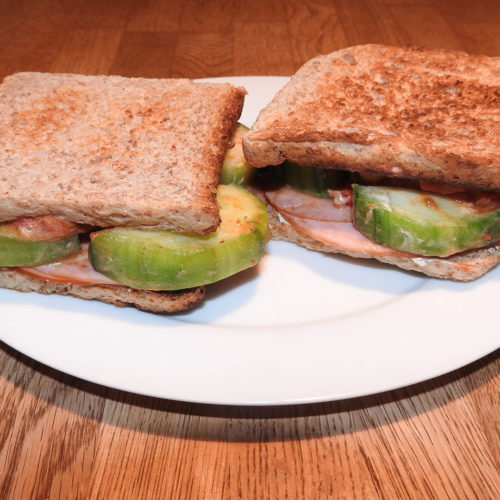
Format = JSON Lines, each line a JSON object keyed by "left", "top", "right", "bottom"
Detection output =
{"left": 243, "top": 45, "right": 500, "bottom": 192}
{"left": 0, "top": 72, "right": 246, "bottom": 234}
{"left": 0, "top": 268, "right": 206, "bottom": 313}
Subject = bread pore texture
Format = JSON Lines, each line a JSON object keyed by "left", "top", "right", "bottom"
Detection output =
{"left": 243, "top": 45, "right": 500, "bottom": 192}
{"left": 0, "top": 72, "right": 246, "bottom": 234}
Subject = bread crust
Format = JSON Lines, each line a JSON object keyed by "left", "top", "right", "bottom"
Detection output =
{"left": 244, "top": 45, "right": 500, "bottom": 191}
{"left": 0, "top": 73, "right": 246, "bottom": 234}
{"left": 266, "top": 204, "right": 500, "bottom": 281}
{"left": 0, "top": 268, "right": 206, "bottom": 313}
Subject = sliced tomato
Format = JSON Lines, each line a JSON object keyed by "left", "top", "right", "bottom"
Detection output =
{"left": 469, "top": 191, "right": 500, "bottom": 214}
{"left": 418, "top": 181, "right": 467, "bottom": 195}
{"left": 18, "top": 243, "right": 118, "bottom": 285}
{"left": 1, "top": 215, "right": 90, "bottom": 242}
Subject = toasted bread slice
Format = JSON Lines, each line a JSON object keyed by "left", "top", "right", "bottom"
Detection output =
{"left": 266, "top": 204, "right": 500, "bottom": 281}
{"left": 243, "top": 45, "right": 500, "bottom": 192}
{"left": 0, "top": 268, "right": 206, "bottom": 313}
{"left": 0, "top": 72, "right": 245, "bottom": 234}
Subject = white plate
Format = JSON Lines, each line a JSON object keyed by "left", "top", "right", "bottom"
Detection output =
{"left": 1, "top": 77, "right": 499, "bottom": 406}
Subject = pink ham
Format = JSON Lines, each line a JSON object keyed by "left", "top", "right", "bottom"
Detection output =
{"left": 18, "top": 243, "right": 119, "bottom": 286}
{"left": 265, "top": 185, "right": 351, "bottom": 222}
{"left": 266, "top": 186, "right": 412, "bottom": 257}
{"left": 283, "top": 214, "right": 412, "bottom": 256}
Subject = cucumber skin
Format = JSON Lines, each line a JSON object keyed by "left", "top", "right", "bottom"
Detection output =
{"left": 283, "top": 162, "right": 346, "bottom": 198}
{"left": 353, "top": 184, "right": 500, "bottom": 257}
{"left": 89, "top": 230, "right": 265, "bottom": 290}
{"left": 89, "top": 185, "right": 268, "bottom": 290}
{"left": 0, "top": 234, "right": 81, "bottom": 266}
{"left": 220, "top": 123, "right": 253, "bottom": 185}
{"left": 220, "top": 163, "right": 252, "bottom": 185}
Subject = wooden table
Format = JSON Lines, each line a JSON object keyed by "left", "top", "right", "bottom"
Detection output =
{"left": 0, "top": 1, "right": 499, "bottom": 498}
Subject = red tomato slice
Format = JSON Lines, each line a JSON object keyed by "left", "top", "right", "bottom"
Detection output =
{"left": 1, "top": 215, "right": 89, "bottom": 241}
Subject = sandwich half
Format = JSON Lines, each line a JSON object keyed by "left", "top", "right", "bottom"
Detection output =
{"left": 243, "top": 45, "right": 500, "bottom": 280}
{"left": 0, "top": 72, "right": 268, "bottom": 312}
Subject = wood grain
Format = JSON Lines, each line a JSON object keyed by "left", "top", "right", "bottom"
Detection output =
{"left": 1, "top": 344, "right": 499, "bottom": 499}
{"left": 0, "top": 0, "right": 499, "bottom": 498}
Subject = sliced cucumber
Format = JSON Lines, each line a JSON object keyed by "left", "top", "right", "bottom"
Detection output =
{"left": 220, "top": 123, "right": 253, "bottom": 185}
{"left": 353, "top": 184, "right": 500, "bottom": 257}
{"left": 0, "top": 232, "right": 81, "bottom": 266}
{"left": 89, "top": 184, "right": 268, "bottom": 290}
{"left": 283, "top": 162, "right": 346, "bottom": 198}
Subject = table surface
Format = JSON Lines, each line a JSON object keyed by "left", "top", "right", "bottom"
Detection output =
{"left": 0, "top": 1, "right": 499, "bottom": 498}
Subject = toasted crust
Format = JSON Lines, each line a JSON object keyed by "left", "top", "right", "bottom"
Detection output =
{"left": 244, "top": 45, "right": 500, "bottom": 191}
{"left": 0, "top": 268, "right": 206, "bottom": 313}
{"left": 266, "top": 204, "right": 500, "bottom": 281}
{"left": 0, "top": 72, "right": 246, "bottom": 234}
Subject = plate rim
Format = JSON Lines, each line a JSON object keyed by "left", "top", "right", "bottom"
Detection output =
{"left": 0, "top": 75, "right": 499, "bottom": 406}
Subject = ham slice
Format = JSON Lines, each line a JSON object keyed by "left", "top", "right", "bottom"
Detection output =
{"left": 265, "top": 186, "right": 411, "bottom": 257}
{"left": 18, "top": 243, "right": 119, "bottom": 286}
{"left": 265, "top": 185, "right": 351, "bottom": 222}
{"left": 282, "top": 214, "right": 410, "bottom": 256}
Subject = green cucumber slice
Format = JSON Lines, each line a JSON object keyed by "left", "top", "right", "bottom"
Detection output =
{"left": 283, "top": 162, "right": 346, "bottom": 198}
{"left": 0, "top": 232, "right": 81, "bottom": 266}
{"left": 352, "top": 184, "right": 500, "bottom": 257}
{"left": 89, "top": 184, "right": 268, "bottom": 290}
{"left": 220, "top": 123, "right": 253, "bottom": 185}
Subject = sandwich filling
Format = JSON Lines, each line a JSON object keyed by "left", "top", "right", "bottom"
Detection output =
{"left": 259, "top": 163, "right": 500, "bottom": 259}
{"left": 0, "top": 216, "right": 87, "bottom": 267}
{"left": 7, "top": 184, "right": 268, "bottom": 291}
{"left": 2, "top": 125, "right": 268, "bottom": 293}
{"left": 241, "top": 45, "right": 500, "bottom": 278}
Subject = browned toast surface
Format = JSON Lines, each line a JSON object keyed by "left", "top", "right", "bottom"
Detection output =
{"left": 244, "top": 45, "right": 500, "bottom": 191}
{"left": 0, "top": 72, "right": 245, "bottom": 233}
